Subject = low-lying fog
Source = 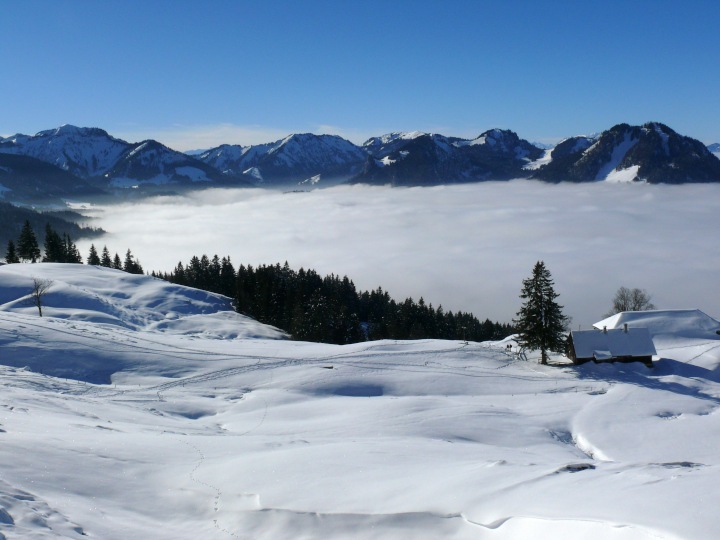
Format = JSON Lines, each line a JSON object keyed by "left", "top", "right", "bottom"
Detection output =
{"left": 76, "top": 181, "right": 720, "bottom": 328}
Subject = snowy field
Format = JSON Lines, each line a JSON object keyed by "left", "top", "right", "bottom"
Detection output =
{"left": 1, "top": 264, "right": 720, "bottom": 539}
{"left": 74, "top": 181, "right": 720, "bottom": 328}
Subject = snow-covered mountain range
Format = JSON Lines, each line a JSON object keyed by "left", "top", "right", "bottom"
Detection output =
{"left": 0, "top": 126, "right": 250, "bottom": 197}
{"left": 1, "top": 263, "right": 720, "bottom": 538}
{"left": 1, "top": 122, "right": 719, "bottom": 203}
{"left": 197, "top": 133, "right": 367, "bottom": 185}
{"left": 353, "top": 129, "right": 545, "bottom": 186}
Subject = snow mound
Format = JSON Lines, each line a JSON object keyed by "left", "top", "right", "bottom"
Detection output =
{"left": 594, "top": 309, "right": 720, "bottom": 340}
{"left": 0, "top": 263, "right": 286, "bottom": 339}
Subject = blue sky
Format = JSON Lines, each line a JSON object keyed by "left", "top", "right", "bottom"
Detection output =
{"left": 2, "top": 0, "right": 719, "bottom": 150}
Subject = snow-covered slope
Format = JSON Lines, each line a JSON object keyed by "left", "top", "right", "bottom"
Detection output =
{"left": 1, "top": 263, "right": 720, "bottom": 539}
{"left": 0, "top": 264, "right": 285, "bottom": 352}
{"left": 103, "top": 140, "right": 235, "bottom": 188}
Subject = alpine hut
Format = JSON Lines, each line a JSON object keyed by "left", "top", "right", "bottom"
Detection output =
{"left": 567, "top": 324, "right": 656, "bottom": 367}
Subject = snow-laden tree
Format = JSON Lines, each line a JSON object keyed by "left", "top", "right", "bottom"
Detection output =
{"left": 513, "top": 261, "right": 568, "bottom": 365}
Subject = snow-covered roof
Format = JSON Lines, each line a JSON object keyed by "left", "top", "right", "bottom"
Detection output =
{"left": 594, "top": 310, "right": 720, "bottom": 339}
{"left": 570, "top": 327, "right": 656, "bottom": 360}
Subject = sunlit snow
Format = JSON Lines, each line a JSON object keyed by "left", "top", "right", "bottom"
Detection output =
{"left": 1, "top": 264, "right": 719, "bottom": 539}
{"left": 523, "top": 148, "right": 553, "bottom": 170}
{"left": 605, "top": 164, "right": 641, "bottom": 183}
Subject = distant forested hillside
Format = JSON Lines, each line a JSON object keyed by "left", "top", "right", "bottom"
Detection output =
{"left": 0, "top": 202, "right": 104, "bottom": 254}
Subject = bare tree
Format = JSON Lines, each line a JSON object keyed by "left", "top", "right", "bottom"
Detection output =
{"left": 607, "top": 286, "right": 656, "bottom": 316}
{"left": 30, "top": 278, "right": 53, "bottom": 317}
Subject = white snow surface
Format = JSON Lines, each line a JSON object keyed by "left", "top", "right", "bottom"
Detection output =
{"left": 0, "top": 264, "right": 719, "bottom": 539}
{"left": 523, "top": 148, "right": 553, "bottom": 170}
{"left": 605, "top": 164, "right": 641, "bottom": 183}
{"left": 0, "top": 264, "right": 285, "bottom": 339}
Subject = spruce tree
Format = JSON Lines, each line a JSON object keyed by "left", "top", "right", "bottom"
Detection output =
{"left": 123, "top": 249, "right": 134, "bottom": 272}
{"left": 123, "top": 249, "right": 144, "bottom": 274}
{"left": 43, "top": 224, "right": 64, "bottom": 262}
{"left": 5, "top": 240, "right": 20, "bottom": 264}
{"left": 87, "top": 244, "right": 101, "bottom": 265}
{"left": 17, "top": 220, "right": 41, "bottom": 263}
{"left": 513, "top": 261, "right": 568, "bottom": 365}
{"left": 113, "top": 253, "right": 123, "bottom": 270}
{"left": 100, "top": 246, "right": 112, "bottom": 267}
{"left": 62, "top": 233, "right": 83, "bottom": 263}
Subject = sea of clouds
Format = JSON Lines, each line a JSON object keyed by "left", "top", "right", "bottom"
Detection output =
{"left": 76, "top": 181, "right": 720, "bottom": 328}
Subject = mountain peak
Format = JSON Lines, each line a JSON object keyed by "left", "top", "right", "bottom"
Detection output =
{"left": 0, "top": 125, "right": 130, "bottom": 178}
{"left": 36, "top": 125, "right": 112, "bottom": 139}
{"left": 533, "top": 122, "right": 720, "bottom": 184}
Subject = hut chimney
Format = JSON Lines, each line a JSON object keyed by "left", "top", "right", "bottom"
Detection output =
{"left": 624, "top": 323, "right": 628, "bottom": 333}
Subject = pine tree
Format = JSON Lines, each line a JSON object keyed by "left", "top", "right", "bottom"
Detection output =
{"left": 113, "top": 253, "right": 123, "bottom": 270}
{"left": 100, "top": 246, "right": 112, "bottom": 267}
{"left": 513, "top": 261, "right": 568, "bottom": 365}
{"left": 5, "top": 240, "right": 20, "bottom": 264}
{"left": 17, "top": 220, "right": 41, "bottom": 263}
{"left": 87, "top": 244, "right": 101, "bottom": 265}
